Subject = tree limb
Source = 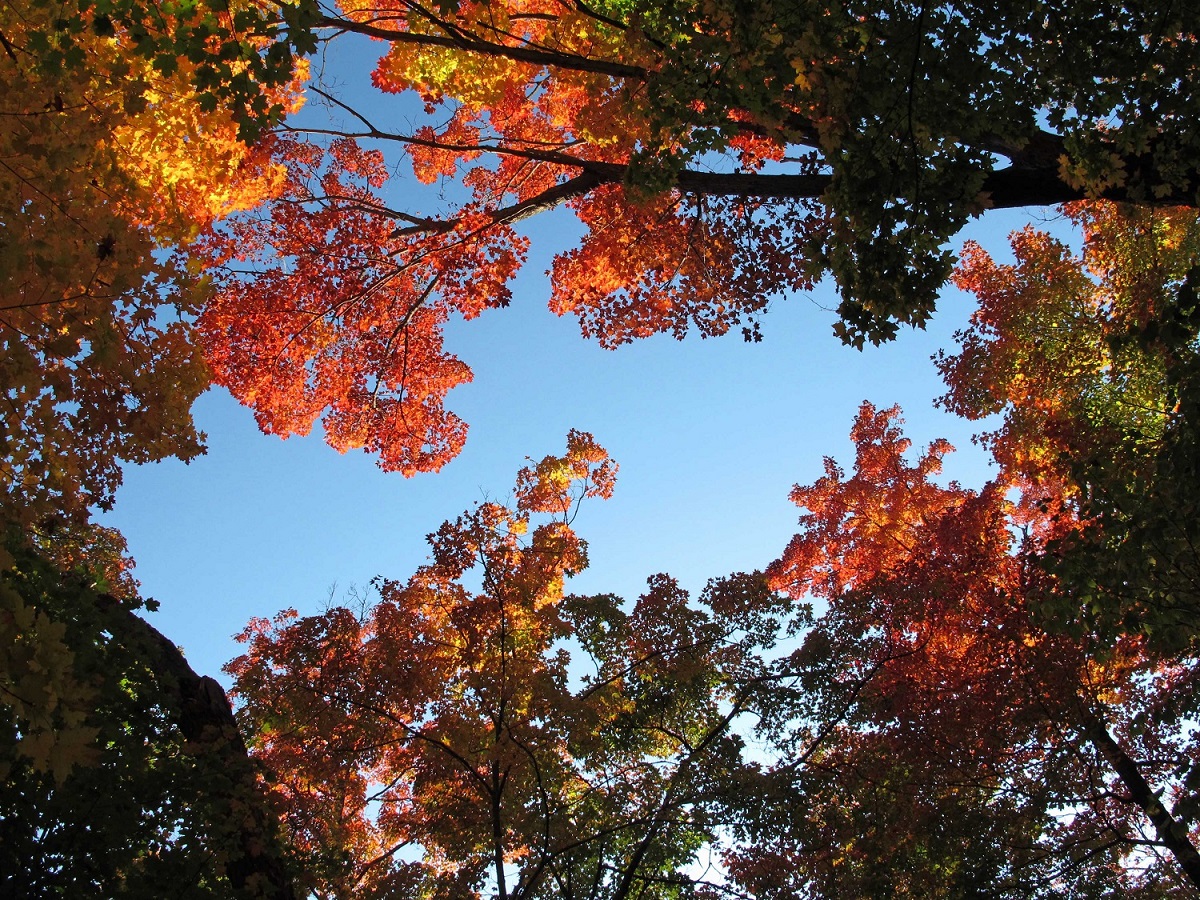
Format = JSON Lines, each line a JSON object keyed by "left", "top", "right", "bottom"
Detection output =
{"left": 96, "top": 596, "right": 298, "bottom": 900}
{"left": 317, "top": 14, "right": 646, "bottom": 80}
{"left": 1079, "top": 705, "right": 1200, "bottom": 889}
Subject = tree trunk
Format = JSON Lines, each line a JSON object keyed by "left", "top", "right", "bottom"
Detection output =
{"left": 100, "top": 596, "right": 299, "bottom": 900}
{"left": 1079, "top": 706, "right": 1200, "bottom": 889}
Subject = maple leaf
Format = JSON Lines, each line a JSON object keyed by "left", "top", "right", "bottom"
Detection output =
{"left": 228, "top": 434, "right": 780, "bottom": 897}
{"left": 197, "top": 1, "right": 1200, "bottom": 469}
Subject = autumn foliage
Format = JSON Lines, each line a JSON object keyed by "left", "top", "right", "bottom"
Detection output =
{"left": 198, "top": 135, "right": 524, "bottom": 473}
{"left": 192, "top": 0, "right": 1200, "bottom": 475}
{"left": 722, "top": 203, "right": 1200, "bottom": 894}
{"left": 0, "top": 3, "right": 310, "bottom": 895}
{"left": 228, "top": 434, "right": 776, "bottom": 896}
{"left": 940, "top": 202, "right": 1200, "bottom": 655}
{"left": 0, "top": 0, "right": 304, "bottom": 532}
{"left": 748, "top": 403, "right": 1199, "bottom": 895}
{"left": 6, "top": 0, "right": 1200, "bottom": 894}
{"left": 219, "top": 205, "right": 1200, "bottom": 896}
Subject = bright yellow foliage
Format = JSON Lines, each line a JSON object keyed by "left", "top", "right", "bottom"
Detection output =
{"left": 0, "top": 0, "right": 302, "bottom": 532}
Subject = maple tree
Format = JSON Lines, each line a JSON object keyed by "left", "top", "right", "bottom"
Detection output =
{"left": 699, "top": 202, "right": 1200, "bottom": 895}
{"left": 228, "top": 433, "right": 790, "bottom": 898}
{"left": 0, "top": 0, "right": 304, "bottom": 534}
{"left": 735, "top": 402, "right": 1200, "bottom": 896}
{"left": 0, "top": 4, "right": 310, "bottom": 895}
{"left": 940, "top": 201, "right": 1200, "bottom": 656}
{"left": 713, "top": 203, "right": 1200, "bottom": 895}
{"left": 198, "top": 0, "right": 1200, "bottom": 473}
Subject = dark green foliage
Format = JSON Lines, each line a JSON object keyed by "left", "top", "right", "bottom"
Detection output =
{"left": 0, "top": 535, "right": 297, "bottom": 898}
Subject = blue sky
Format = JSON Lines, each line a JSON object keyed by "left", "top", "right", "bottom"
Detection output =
{"left": 101, "top": 213, "right": 1043, "bottom": 685}
{"left": 99, "top": 35, "right": 1070, "bottom": 686}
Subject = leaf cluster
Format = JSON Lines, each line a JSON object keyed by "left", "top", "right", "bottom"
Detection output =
{"left": 19, "top": 0, "right": 314, "bottom": 139}
{"left": 228, "top": 436, "right": 784, "bottom": 898}
{"left": 0, "top": 530, "right": 298, "bottom": 898}
{"left": 0, "top": 0, "right": 300, "bottom": 530}
{"left": 940, "top": 203, "right": 1200, "bottom": 655}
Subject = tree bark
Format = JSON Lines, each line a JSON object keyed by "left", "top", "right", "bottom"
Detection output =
{"left": 1079, "top": 706, "right": 1200, "bottom": 890}
{"left": 98, "top": 596, "right": 299, "bottom": 900}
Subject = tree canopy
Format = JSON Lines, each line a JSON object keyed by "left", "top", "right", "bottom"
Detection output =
{"left": 0, "top": 0, "right": 305, "bottom": 533}
{"left": 197, "top": 0, "right": 1200, "bottom": 472}
{"left": 755, "top": 401, "right": 1200, "bottom": 896}
{"left": 941, "top": 201, "right": 1200, "bottom": 657}
{"left": 219, "top": 202, "right": 1200, "bottom": 894}
{"left": 229, "top": 434, "right": 787, "bottom": 897}
{"left": 5, "top": 0, "right": 1200, "bottom": 896}
{"left": 1, "top": 2, "right": 304, "bottom": 893}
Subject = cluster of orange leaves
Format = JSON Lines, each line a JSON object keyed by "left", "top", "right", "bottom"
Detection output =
{"left": 199, "top": 136, "right": 527, "bottom": 473}
{"left": 766, "top": 403, "right": 1093, "bottom": 746}
{"left": 0, "top": 0, "right": 305, "bottom": 530}
{"left": 227, "top": 432, "right": 615, "bottom": 892}
{"left": 729, "top": 397, "right": 1159, "bottom": 894}
{"left": 734, "top": 204, "right": 1200, "bottom": 892}
{"left": 196, "top": 0, "right": 828, "bottom": 471}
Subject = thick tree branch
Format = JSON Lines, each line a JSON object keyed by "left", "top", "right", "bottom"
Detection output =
{"left": 317, "top": 14, "right": 646, "bottom": 80}
{"left": 1079, "top": 705, "right": 1200, "bottom": 889}
{"left": 97, "top": 596, "right": 298, "bottom": 900}
{"left": 379, "top": 149, "right": 1192, "bottom": 247}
